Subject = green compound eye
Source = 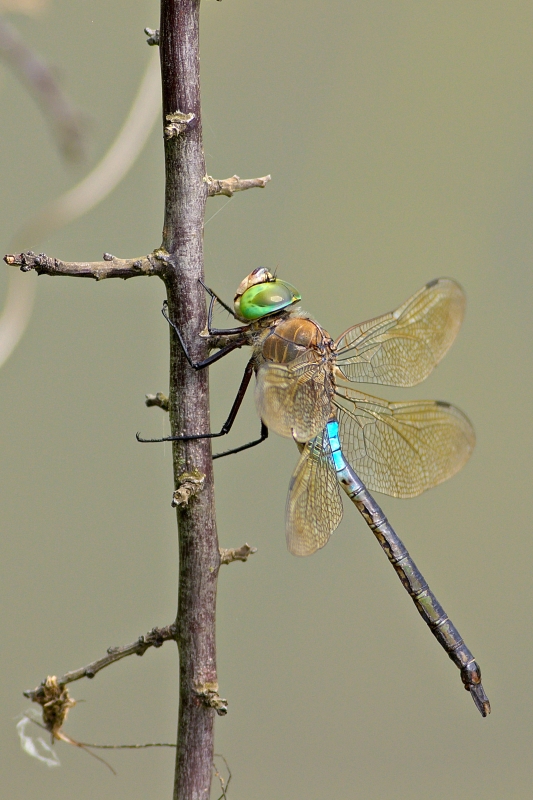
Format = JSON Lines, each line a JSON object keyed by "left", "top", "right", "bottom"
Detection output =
{"left": 237, "top": 279, "right": 301, "bottom": 320}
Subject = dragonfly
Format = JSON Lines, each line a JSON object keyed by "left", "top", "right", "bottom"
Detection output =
{"left": 138, "top": 267, "right": 490, "bottom": 717}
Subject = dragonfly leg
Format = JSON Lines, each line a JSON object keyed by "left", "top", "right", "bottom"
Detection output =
{"left": 199, "top": 280, "right": 248, "bottom": 335}
{"left": 137, "top": 358, "right": 256, "bottom": 445}
{"left": 162, "top": 301, "right": 247, "bottom": 368}
{"left": 199, "top": 279, "right": 239, "bottom": 323}
{"left": 213, "top": 421, "right": 268, "bottom": 459}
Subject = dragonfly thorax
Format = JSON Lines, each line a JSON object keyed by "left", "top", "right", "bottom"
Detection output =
{"left": 260, "top": 316, "right": 333, "bottom": 365}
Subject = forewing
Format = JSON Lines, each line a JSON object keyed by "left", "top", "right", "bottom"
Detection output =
{"left": 334, "top": 386, "right": 475, "bottom": 498}
{"left": 255, "top": 351, "right": 333, "bottom": 442}
{"left": 286, "top": 430, "right": 344, "bottom": 556}
{"left": 334, "top": 278, "right": 465, "bottom": 386}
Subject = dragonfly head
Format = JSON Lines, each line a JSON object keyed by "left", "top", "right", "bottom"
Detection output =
{"left": 234, "top": 268, "right": 301, "bottom": 322}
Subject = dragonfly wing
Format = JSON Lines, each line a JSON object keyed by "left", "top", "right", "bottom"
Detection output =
{"left": 255, "top": 351, "right": 333, "bottom": 442}
{"left": 333, "top": 386, "right": 475, "bottom": 498}
{"left": 286, "top": 429, "right": 344, "bottom": 556}
{"left": 334, "top": 278, "right": 465, "bottom": 386}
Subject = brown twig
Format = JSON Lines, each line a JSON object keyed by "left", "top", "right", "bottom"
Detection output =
{"left": 22, "top": 627, "right": 176, "bottom": 770}
{"left": 159, "top": 2, "right": 223, "bottom": 796}
{"left": 75, "top": 740, "right": 177, "bottom": 749}
{"left": 23, "top": 624, "right": 176, "bottom": 699}
{"left": 4, "top": 250, "right": 163, "bottom": 281}
{"left": 219, "top": 543, "right": 258, "bottom": 565}
{"left": 206, "top": 174, "right": 271, "bottom": 197}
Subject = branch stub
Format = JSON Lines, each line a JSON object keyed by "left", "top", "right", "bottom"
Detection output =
{"left": 172, "top": 470, "right": 206, "bottom": 507}
{"left": 164, "top": 111, "right": 195, "bottom": 139}
{"left": 144, "top": 27, "right": 160, "bottom": 46}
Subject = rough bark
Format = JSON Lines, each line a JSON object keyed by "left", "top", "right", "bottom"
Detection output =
{"left": 159, "top": 2, "right": 221, "bottom": 799}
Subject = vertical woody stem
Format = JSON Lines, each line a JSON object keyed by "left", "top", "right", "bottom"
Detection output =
{"left": 159, "top": 2, "right": 220, "bottom": 799}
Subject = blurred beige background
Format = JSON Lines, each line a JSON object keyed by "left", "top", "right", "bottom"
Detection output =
{"left": 1, "top": 1, "right": 532, "bottom": 798}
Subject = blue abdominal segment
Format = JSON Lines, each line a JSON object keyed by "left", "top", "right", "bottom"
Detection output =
{"left": 326, "top": 419, "right": 347, "bottom": 473}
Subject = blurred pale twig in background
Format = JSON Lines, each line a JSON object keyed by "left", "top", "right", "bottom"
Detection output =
{"left": 13, "top": 47, "right": 161, "bottom": 245}
{"left": 0, "top": 44, "right": 161, "bottom": 369}
{"left": 0, "top": 1, "right": 49, "bottom": 14}
{"left": 0, "top": 15, "right": 84, "bottom": 160}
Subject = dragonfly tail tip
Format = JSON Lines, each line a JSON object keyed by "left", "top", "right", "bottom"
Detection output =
{"left": 469, "top": 684, "right": 491, "bottom": 717}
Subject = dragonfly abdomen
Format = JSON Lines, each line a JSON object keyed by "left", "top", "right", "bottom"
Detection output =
{"left": 325, "top": 419, "right": 490, "bottom": 717}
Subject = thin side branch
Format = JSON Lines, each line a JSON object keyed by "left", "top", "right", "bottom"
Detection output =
{"left": 4, "top": 250, "right": 163, "bottom": 280}
{"left": 219, "top": 543, "right": 258, "bottom": 565}
{"left": 23, "top": 624, "right": 176, "bottom": 699}
{"left": 206, "top": 174, "right": 271, "bottom": 198}
{"left": 74, "top": 740, "right": 177, "bottom": 749}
